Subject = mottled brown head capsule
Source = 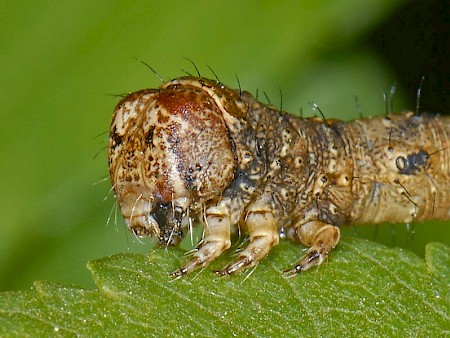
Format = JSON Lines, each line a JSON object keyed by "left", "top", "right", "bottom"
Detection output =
{"left": 109, "top": 77, "right": 241, "bottom": 244}
{"left": 109, "top": 76, "right": 449, "bottom": 277}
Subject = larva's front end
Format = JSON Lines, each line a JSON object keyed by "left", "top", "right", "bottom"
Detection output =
{"left": 108, "top": 79, "right": 237, "bottom": 245}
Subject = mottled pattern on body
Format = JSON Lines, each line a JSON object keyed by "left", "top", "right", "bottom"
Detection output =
{"left": 109, "top": 76, "right": 450, "bottom": 277}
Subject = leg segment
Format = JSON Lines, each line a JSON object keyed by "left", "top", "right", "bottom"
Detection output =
{"left": 216, "top": 210, "right": 279, "bottom": 275}
{"left": 170, "top": 206, "right": 231, "bottom": 277}
{"left": 283, "top": 221, "right": 340, "bottom": 278}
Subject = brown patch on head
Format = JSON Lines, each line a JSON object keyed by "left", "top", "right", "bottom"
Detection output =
{"left": 162, "top": 76, "right": 249, "bottom": 118}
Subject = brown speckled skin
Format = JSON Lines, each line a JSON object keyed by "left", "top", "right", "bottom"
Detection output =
{"left": 109, "top": 76, "right": 449, "bottom": 277}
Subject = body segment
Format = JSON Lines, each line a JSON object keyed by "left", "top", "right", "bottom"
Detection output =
{"left": 109, "top": 76, "right": 450, "bottom": 276}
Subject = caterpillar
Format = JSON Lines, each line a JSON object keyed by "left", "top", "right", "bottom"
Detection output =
{"left": 108, "top": 76, "right": 449, "bottom": 277}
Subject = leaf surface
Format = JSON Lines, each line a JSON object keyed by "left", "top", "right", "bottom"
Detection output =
{"left": 0, "top": 238, "right": 448, "bottom": 337}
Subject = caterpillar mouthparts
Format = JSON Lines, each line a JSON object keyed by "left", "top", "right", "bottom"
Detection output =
{"left": 109, "top": 76, "right": 449, "bottom": 277}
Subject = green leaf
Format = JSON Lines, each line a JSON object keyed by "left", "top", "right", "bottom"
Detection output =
{"left": 0, "top": 238, "right": 448, "bottom": 337}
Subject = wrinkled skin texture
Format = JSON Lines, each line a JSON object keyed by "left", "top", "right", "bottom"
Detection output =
{"left": 109, "top": 76, "right": 450, "bottom": 277}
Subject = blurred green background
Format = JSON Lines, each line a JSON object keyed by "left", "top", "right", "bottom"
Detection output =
{"left": 1, "top": 1, "right": 448, "bottom": 291}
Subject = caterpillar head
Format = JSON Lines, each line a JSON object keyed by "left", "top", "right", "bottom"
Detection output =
{"left": 108, "top": 77, "right": 247, "bottom": 245}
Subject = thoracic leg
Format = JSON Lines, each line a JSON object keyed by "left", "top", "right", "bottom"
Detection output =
{"left": 283, "top": 221, "right": 340, "bottom": 277}
{"left": 170, "top": 206, "right": 231, "bottom": 277}
{"left": 216, "top": 210, "right": 279, "bottom": 275}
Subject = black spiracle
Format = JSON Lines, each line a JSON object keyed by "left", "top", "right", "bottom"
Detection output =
{"left": 396, "top": 150, "right": 429, "bottom": 175}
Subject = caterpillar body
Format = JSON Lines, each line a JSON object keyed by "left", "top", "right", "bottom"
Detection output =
{"left": 108, "top": 76, "right": 449, "bottom": 277}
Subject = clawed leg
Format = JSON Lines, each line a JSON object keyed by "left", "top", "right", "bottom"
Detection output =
{"left": 170, "top": 208, "right": 231, "bottom": 278}
{"left": 216, "top": 211, "right": 279, "bottom": 275}
{"left": 283, "top": 221, "right": 340, "bottom": 278}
